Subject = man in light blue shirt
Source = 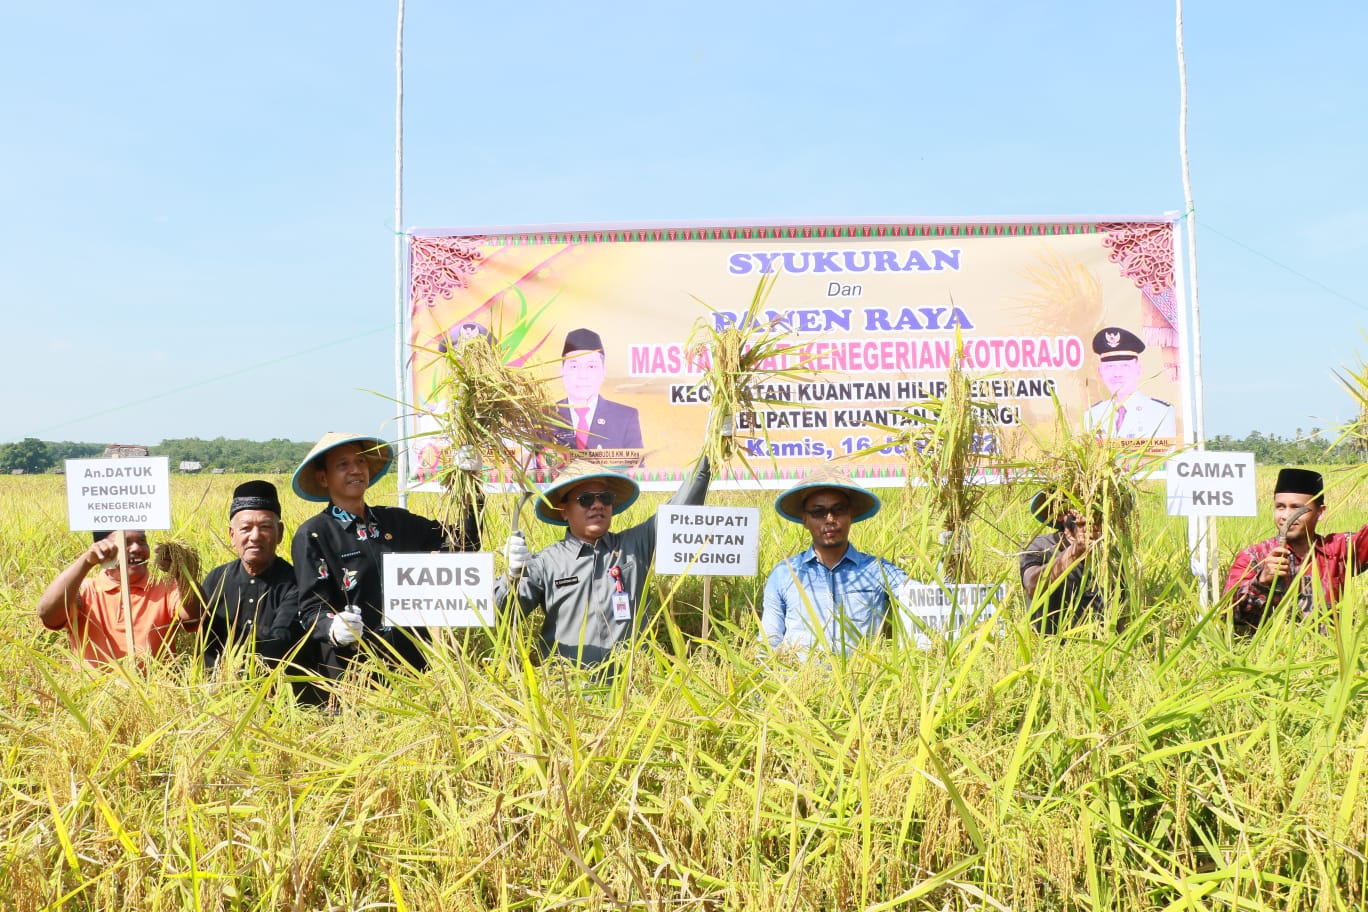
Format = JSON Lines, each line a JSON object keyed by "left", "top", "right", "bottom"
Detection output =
{"left": 761, "top": 467, "right": 907, "bottom": 656}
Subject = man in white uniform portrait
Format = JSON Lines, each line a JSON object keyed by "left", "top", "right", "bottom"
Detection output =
{"left": 1082, "top": 325, "right": 1176, "bottom": 439}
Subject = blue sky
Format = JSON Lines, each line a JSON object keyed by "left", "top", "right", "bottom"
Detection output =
{"left": 2, "top": 1, "right": 1363, "bottom": 446}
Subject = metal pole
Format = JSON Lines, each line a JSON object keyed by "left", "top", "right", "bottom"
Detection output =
{"left": 1176, "top": 0, "right": 1218, "bottom": 604}
{"left": 393, "top": 0, "right": 409, "bottom": 508}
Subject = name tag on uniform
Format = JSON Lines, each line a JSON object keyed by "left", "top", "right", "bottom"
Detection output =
{"left": 612, "top": 592, "right": 631, "bottom": 621}
{"left": 555, "top": 576, "right": 578, "bottom": 588}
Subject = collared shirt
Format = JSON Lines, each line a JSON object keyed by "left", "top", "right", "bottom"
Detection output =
{"left": 760, "top": 545, "right": 906, "bottom": 656}
{"left": 494, "top": 459, "right": 710, "bottom": 666}
{"left": 1019, "top": 532, "right": 1104, "bottom": 633}
{"left": 1083, "top": 392, "right": 1176, "bottom": 439}
{"left": 48, "top": 573, "right": 187, "bottom": 666}
{"left": 568, "top": 395, "right": 600, "bottom": 426}
{"left": 293, "top": 502, "right": 478, "bottom": 675}
{"left": 200, "top": 557, "right": 303, "bottom": 669}
{"left": 1224, "top": 527, "right": 1368, "bottom": 626}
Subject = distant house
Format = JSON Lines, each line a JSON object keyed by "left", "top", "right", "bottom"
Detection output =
{"left": 179, "top": 460, "right": 203, "bottom": 473}
{"left": 103, "top": 444, "right": 149, "bottom": 458}
{"left": 211, "top": 467, "right": 226, "bottom": 475}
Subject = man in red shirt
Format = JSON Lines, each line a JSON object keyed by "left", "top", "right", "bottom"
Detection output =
{"left": 1224, "top": 468, "right": 1368, "bottom": 626}
{"left": 38, "top": 530, "right": 202, "bottom": 666}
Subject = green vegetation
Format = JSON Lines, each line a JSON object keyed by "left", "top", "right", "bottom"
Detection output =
{"left": 1207, "top": 429, "right": 1358, "bottom": 465}
{"left": 0, "top": 438, "right": 312, "bottom": 474}
{"left": 2, "top": 471, "right": 1365, "bottom": 909}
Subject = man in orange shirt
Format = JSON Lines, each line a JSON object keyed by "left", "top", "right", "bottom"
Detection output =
{"left": 38, "top": 530, "right": 202, "bottom": 666}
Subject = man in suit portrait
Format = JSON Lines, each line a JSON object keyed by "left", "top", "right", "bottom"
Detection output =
{"left": 1082, "top": 325, "right": 1177, "bottom": 439}
{"left": 556, "top": 328, "right": 644, "bottom": 453}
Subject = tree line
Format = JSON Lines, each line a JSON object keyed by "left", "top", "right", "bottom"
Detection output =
{"left": 1205, "top": 429, "right": 1361, "bottom": 465}
{"left": 0, "top": 438, "right": 314, "bottom": 474}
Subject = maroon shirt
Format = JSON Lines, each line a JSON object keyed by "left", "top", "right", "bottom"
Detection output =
{"left": 1224, "top": 527, "right": 1368, "bottom": 625}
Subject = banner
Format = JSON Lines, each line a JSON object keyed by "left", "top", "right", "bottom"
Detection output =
{"left": 404, "top": 218, "right": 1184, "bottom": 491}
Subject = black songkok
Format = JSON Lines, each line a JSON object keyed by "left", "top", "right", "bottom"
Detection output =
{"left": 92, "top": 530, "right": 114, "bottom": 543}
{"left": 562, "top": 328, "right": 605, "bottom": 357}
{"left": 1092, "top": 326, "right": 1146, "bottom": 361}
{"left": 1274, "top": 468, "right": 1323, "bottom": 499}
{"left": 230, "top": 480, "right": 282, "bottom": 518}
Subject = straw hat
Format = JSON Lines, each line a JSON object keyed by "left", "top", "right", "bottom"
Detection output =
{"left": 535, "top": 459, "right": 640, "bottom": 527}
{"left": 774, "top": 466, "right": 880, "bottom": 524}
{"left": 1028, "top": 487, "right": 1130, "bottom": 527}
{"left": 1028, "top": 489, "right": 1059, "bottom": 526}
{"left": 291, "top": 432, "right": 394, "bottom": 502}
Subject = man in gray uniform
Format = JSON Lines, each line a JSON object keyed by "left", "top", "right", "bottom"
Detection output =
{"left": 1082, "top": 326, "right": 1176, "bottom": 439}
{"left": 497, "top": 456, "right": 710, "bottom": 666}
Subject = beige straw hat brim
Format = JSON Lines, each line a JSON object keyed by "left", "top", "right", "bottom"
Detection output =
{"left": 774, "top": 466, "right": 880, "bottom": 524}
{"left": 291, "top": 432, "right": 393, "bottom": 502}
{"left": 535, "top": 459, "right": 640, "bottom": 527}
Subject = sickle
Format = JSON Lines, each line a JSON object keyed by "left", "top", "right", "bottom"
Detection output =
{"left": 1278, "top": 504, "right": 1314, "bottom": 546}
{"left": 1269, "top": 503, "right": 1315, "bottom": 605}
{"left": 509, "top": 491, "right": 533, "bottom": 536}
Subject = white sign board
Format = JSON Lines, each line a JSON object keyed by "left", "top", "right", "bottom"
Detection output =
{"left": 1165, "top": 451, "right": 1256, "bottom": 516}
{"left": 655, "top": 506, "right": 761, "bottom": 577}
{"left": 64, "top": 457, "right": 172, "bottom": 531}
{"left": 896, "top": 581, "right": 1004, "bottom": 649}
{"left": 382, "top": 552, "right": 495, "bottom": 627}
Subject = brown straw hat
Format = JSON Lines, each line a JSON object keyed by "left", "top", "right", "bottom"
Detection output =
{"left": 291, "top": 432, "right": 394, "bottom": 502}
{"left": 774, "top": 466, "right": 881, "bottom": 524}
{"left": 535, "top": 459, "right": 640, "bottom": 526}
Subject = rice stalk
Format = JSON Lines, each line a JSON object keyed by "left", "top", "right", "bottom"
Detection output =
{"left": 3, "top": 471, "right": 1367, "bottom": 910}
{"left": 854, "top": 331, "right": 1004, "bottom": 581}
{"left": 152, "top": 539, "right": 202, "bottom": 600}
{"left": 1021, "top": 396, "right": 1163, "bottom": 624}
{"left": 424, "top": 335, "right": 568, "bottom": 540}
{"left": 685, "top": 273, "right": 819, "bottom": 476}
{"left": 1330, "top": 352, "right": 1368, "bottom": 491}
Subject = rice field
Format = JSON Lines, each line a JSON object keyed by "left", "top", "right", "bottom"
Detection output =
{"left": 1, "top": 468, "right": 1365, "bottom": 911}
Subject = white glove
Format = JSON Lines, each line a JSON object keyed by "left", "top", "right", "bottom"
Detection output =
{"left": 454, "top": 445, "right": 482, "bottom": 473}
{"left": 504, "top": 532, "right": 530, "bottom": 578}
{"left": 328, "top": 608, "right": 365, "bottom": 647}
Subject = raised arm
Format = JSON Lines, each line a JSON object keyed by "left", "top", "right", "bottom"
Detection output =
{"left": 493, "top": 548, "right": 547, "bottom": 617}
{"left": 668, "top": 455, "right": 712, "bottom": 507}
{"left": 1021, "top": 523, "right": 1090, "bottom": 601}
{"left": 37, "top": 538, "right": 113, "bottom": 629}
{"left": 1224, "top": 544, "right": 1273, "bottom": 625}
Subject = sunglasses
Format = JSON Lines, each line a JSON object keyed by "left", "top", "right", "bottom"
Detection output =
{"left": 567, "top": 490, "right": 617, "bottom": 508}
{"left": 804, "top": 504, "right": 850, "bottom": 519}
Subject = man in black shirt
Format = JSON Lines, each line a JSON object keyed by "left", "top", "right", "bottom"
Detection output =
{"left": 1019, "top": 489, "right": 1105, "bottom": 634}
{"left": 200, "top": 480, "right": 318, "bottom": 699}
{"left": 290, "top": 432, "right": 480, "bottom": 678}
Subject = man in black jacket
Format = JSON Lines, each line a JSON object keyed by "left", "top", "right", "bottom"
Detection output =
{"left": 201, "top": 480, "right": 321, "bottom": 702}
{"left": 290, "top": 433, "right": 479, "bottom": 679}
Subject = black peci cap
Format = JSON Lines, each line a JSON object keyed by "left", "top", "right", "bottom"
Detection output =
{"left": 1092, "top": 326, "right": 1145, "bottom": 362}
{"left": 1274, "top": 468, "right": 1323, "bottom": 499}
{"left": 562, "top": 328, "right": 605, "bottom": 357}
{"left": 230, "top": 480, "right": 282, "bottom": 518}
